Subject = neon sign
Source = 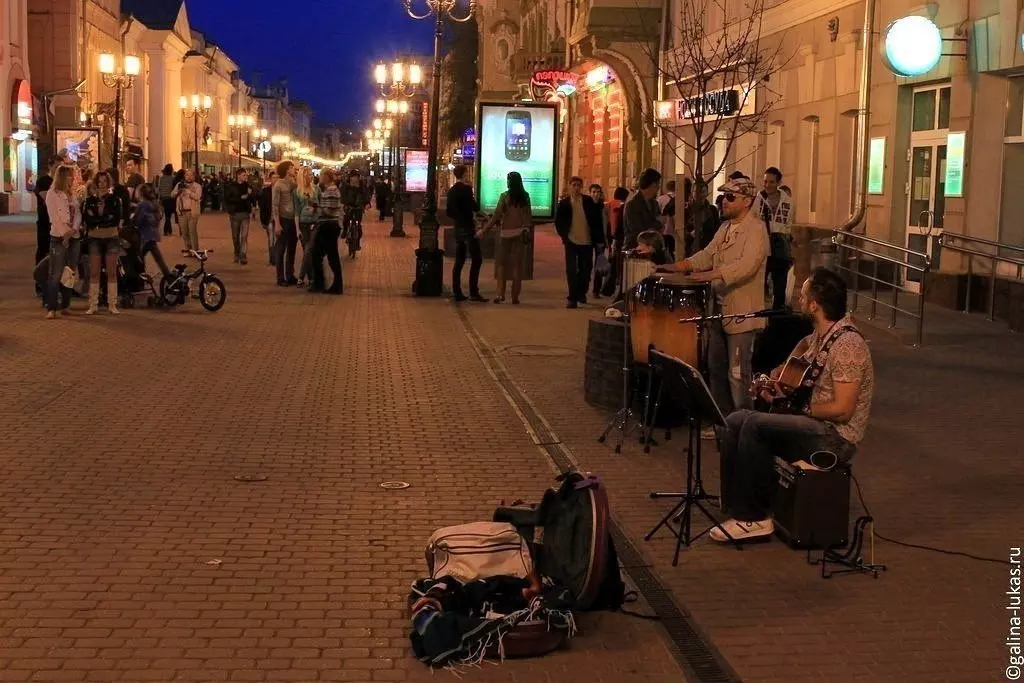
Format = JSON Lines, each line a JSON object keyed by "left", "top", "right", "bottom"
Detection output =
{"left": 531, "top": 70, "right": 578, "bottom": 101}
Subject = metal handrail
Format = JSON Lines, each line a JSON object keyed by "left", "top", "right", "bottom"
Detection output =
{"left": 829, "top": 231, "right": 933, "bottom": 347}
{"left": 938, "top": 232, "right": 1024, "bottom": 321}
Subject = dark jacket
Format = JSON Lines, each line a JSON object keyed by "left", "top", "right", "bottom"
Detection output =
{"left": 82, "top": 192, "right": 124, "bottom": 238}
{"left": 224, "top": 180, "right": 254, "bottom": 214}
{"left": 554, "top": 194, "right": 604, "bottom": 247}
{"left": 446, "top": 181, "right": 479, "bottom": 238}
{"left": 340, "top": 183, "right": 367, "bottom": 209}
{"left": 622, "top": 192, "right": 662, "bottom": 250}
{"left": 257, "top": 184, "right": 273, "bottom": 225}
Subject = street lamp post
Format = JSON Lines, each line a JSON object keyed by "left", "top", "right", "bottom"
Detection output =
{"left": 180, "top": 93, "right": 212, "bottom": 177}
{"left": 252, "top": 128, "right": 270, "bottom": 172}
{"left": 375, "top": 60, "right": 421, "bottom": 237}
{"left": 402, "top": 1, "right": 476, "bottom": 253}
{"left": 98, "top": 52, "right": 140, "bottom": 173}
{"left": 228, "top": 114, "right": 254, "bottom": 171}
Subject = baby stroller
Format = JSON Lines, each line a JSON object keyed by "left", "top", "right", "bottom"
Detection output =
{"left": 111, "top": 225, "right": 160, "bottom": 308}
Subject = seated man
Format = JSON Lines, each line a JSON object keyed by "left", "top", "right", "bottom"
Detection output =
{"left": 712, "top": 267, "right": 874, "bottom": 543}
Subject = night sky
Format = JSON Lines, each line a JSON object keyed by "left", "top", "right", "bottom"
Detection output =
{"left": 185, "top": 0, "right": 435, "bottom": 127}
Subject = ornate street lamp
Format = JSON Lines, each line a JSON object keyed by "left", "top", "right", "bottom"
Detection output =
{"left": 180, "top": 93, "right": 212, "bottom": 177}
{"left": 252, "top": 127, "right": 270, "bottom": 173}
{"left": 228, "top": 113, "right": 254, "bottom": 171}
{"left": 401, "top": 1, "right": 477, "bottom": 292}
{"left": 98, "top": 52, "right": 141, "bottom": 172}
{"left": 374, "top": 59, "right": 421, "bottom": 237}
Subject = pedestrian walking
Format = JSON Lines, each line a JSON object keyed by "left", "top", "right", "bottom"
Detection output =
{"left": 311, "top": 169, "right": 343, "bottom": 295}
{"left": 156, "top": 164, "right": 176, "bottom": 236}
{"left": 554, "top": 176, "right": 605, "bottom": 308}
{"left": 272, "top": 161, "right": 299, "bottom": 285}
{"left": 224, "top": 168, "right": 254, "bottom": 265}
{"left": 173, "top": 168, "right": 203, "bottom": 252}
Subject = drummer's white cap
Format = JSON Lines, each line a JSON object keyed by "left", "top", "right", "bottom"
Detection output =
{"left": 716, "top": 177, "right": 758, "bottom": 197}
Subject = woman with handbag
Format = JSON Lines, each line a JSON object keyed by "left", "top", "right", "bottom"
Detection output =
{"left": 43, "top": 166, "right": 82, "bottom": 319}
{"left": 478, "top": 171, "right": 532, "bottom": 305}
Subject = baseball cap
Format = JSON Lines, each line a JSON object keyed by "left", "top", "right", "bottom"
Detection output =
{"left": 717, "top": 176, "right": 758, "bottom": 198}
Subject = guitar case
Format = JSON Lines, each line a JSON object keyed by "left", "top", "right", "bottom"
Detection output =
{"left": 494, "top": 471, "right": 625, "bottom": 612}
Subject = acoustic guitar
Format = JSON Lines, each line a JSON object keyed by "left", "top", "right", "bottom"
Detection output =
{"left": 748, "top": 347, "right": 815, "bottom": 415}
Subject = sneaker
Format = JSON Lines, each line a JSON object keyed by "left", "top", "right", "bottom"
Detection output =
{"left": 453, "top": 293, "right": 468, "bottom": 302}
{"left": 578, "top": 296, "right": 588, "bottom": 305}
{"left": 709, "top": 519, "right": 774, "bottom": 543}
{"left": 566, "top": 301, "right": 578, "bottom": 309}
{"left": 285, "top": 277, "right": 299, "bottom": 286}
{"left": 469, "top": 294, "right": 487, "bottom": 303}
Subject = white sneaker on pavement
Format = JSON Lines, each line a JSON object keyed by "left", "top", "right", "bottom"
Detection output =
{"left": 709, "top": 518, "right": 774, "bottom": 543}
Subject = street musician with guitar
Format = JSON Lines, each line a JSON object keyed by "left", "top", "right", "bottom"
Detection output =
{"left": 710, "top": 267, "right": 875, "bottom": 543}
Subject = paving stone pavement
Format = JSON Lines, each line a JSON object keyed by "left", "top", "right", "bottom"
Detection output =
{"left": 458, "top": 227, "right": 1024, "bottom": 683}
{"left": 0, "top": 215, "right": 683, "bottom": 682}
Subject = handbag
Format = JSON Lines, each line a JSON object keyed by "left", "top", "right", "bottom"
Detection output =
{"left": 60, "top": 266, "right": 77, "bottom": 289}
{"left": 425, "top": 522, "right": 533, "bottom": 582}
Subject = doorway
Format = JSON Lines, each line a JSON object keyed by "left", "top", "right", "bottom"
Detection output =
{"left": 904, "top": 85, "right": 951, "bottom": 291}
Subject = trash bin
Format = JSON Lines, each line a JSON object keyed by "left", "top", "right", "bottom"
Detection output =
{"left": 810, "top": 238, "right": 837, "bottom": 272}
{"left": 414, "top": 247, "right": 445, "bottom": 297}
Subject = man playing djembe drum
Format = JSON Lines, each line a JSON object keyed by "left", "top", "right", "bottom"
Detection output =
{"left": 657, "top": 177, "right": 769, "bottom": 418}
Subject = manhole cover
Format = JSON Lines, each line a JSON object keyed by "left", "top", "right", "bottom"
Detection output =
{"left": 234, "top": 474, "right": 268, "bottom": 482}
{"left": 498, "top": 345, "right": 576, "bottom": 357}
{"left": 379, "top": 481, "right": 410, "bottom": 490}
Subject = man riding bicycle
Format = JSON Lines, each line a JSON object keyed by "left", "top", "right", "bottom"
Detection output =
{"left": 340, "top": 170, "right": 368, "bottom": 255}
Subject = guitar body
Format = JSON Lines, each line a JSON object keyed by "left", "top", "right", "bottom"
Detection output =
{"left": 751, "top": 355, "right": 815, "bottom": 414}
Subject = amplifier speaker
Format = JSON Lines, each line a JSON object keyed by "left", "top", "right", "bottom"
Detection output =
{"left": 772, "top": 458, "right": 850, "bottom": 549}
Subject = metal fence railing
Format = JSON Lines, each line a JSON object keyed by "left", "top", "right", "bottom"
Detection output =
{"left": 937, "top": 232, "right": 1024, "bottom": 322}
{"left": 830, "top": 231, "right": 932, "bottom": 347}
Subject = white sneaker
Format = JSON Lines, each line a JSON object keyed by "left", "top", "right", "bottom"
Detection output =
{"left": 709, "top": 518, "right": 774, "bottom": 543}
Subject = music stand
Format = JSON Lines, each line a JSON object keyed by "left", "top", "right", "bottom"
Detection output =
{"left": 643, "top": 349, "right": 742, "bottom": 565}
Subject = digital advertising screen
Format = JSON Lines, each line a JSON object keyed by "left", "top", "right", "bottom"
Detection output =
{"left": 405, "top": 149, "right": 428, "bottom": 193}
{"left": 476, "top": 102, "right": 557, "bottom": 219}
{"left": 55, "top": 128, "right": 101, "bottom": 171}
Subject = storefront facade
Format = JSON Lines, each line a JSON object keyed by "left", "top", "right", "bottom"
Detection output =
{"left": 661, "top": 0, "right": 1024, "bottom": 312}
{"left": 1, "top": 0, "right": 36, "bottom": 214}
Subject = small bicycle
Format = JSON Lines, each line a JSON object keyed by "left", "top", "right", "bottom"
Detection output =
{"left": 159, "top": 249, "right": 227, "bottom": 312}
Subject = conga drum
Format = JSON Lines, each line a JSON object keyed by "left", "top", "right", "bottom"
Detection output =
{"left": 627, "top": 275, "right": 710, "bottom": 368}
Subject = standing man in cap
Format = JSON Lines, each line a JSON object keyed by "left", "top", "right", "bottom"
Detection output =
{"left": 658, "top": 176, "right": 769, "bottom": 420}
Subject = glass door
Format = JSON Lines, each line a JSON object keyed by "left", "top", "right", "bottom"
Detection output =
{"left": 905, "top": 85, "right": 951, "bottom": 292}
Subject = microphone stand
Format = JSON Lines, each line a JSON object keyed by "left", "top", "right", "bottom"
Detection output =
{"left": 597, "top": 248, "right": 644, "bottom": 453}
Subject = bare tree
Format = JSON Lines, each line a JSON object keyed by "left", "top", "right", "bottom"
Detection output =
{"left": 629, "top": 0, "right": 791, "bottom": 248}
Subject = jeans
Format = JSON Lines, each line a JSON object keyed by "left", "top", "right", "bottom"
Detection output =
{"left": 161, "top": 198, "right": 176, "bottom": 235}
{"left": 141, "top": 240, "right": 170, "bottom": 277}
{"left": 452, "top": 234, "right": 482, "bottom": 297}
{"left": 312, "top": 221, "right": 342, "bottom": 292}
{"left": 264, "top": 222, "right": 276, "bottom": 265}
{"left": 275, "top": 217, "right": 298, "bottom": 282}
{"left": 230, "top": 212, "right": 250, "bottom": 261}
{"left": 706, "top": 321, "right": 755, "bottom": 415}
{"left": 298, "top": 222, "right": 316, "bottom": 280}
{"left": 45, "top": 237, "right": 80, "bottom": 311}
{"left": 564, "top": 241, "right": 593, "bottom": 303}
{"left": 719, "top": 409, "right": 855, "bottom": 522}
{"left": 179, "top": 212, "right": 199, "bottom": 251}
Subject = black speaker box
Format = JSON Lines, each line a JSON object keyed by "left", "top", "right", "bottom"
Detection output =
{"left": 772, "top": 458, "right": 850, "bottom": 549}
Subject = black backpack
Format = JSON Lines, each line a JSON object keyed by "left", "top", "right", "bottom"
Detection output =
{"left": 494, "top": 471, "right": 625, "bottom": 611}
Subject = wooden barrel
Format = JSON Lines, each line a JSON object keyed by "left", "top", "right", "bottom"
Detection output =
{"left": 584, "top": 317, "right": 631, "bottom": 411}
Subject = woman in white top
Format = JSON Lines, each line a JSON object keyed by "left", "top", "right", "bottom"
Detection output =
{"left": 43, "top": 166, "right": 82, "bottom": 319}
{"left": 478, "top": 171, "right": 532, "bottom": 304}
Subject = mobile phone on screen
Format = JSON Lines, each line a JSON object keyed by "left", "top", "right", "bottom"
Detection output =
{"left": 504, "top": 110, "right": 532, "bottom": 162}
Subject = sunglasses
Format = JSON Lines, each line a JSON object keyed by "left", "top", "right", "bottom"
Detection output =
{"left": 723, "top": 193, "right": 737, "bottom": 202}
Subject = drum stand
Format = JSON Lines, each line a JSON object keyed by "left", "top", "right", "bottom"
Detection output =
{"left": 597, "top": 251, "right": 646, "bottom": 454}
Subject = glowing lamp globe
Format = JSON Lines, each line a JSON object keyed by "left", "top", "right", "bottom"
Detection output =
{"left": 883, "top": 16, "right": 943, "bottom": 77}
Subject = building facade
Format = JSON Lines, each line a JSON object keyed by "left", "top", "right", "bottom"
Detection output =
{"left": 654, "top": 0, "right": 1024, "bottom": 312}
{"left": 2, "top": 0, "right": 36, "bottom": 213}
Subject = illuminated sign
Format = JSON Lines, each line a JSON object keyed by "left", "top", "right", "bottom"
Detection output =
{"left": 868, "top": 137, "right": 885, "bottom": 194}
{"left": 584, "top": 66, "right": 614, "bottom": 90}
{"left": 655, "top": 85, "right": 756, "bottom": 124}
{"left": 883, "top": 16, "right": 942, "bottom": 77}
{"left": 405, "top": 148, "right": 428, "bottom": 192}
{"left": 11, "top": 80, "right": 32, "bottom": 132}
{"left": 476, "top": 102, "right": 558, "bottom": 219}
{"left": 530, "top": 70, "right": 578, "bottom": 101}
{"left": 945, "top": 131, "right": 965, "bottom": 197}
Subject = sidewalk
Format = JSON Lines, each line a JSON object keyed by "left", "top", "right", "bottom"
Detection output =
{"left": 0, "top": 215, "right": 682, "bottom": 682}
{"left": 458, "top": 227, "right": 1024, "bottom": 683}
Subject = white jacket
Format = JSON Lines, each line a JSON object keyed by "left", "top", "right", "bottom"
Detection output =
{"left": 757, "top": 189, "right": 793, "bottom": 236}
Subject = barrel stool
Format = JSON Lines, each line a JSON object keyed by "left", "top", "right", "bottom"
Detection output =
{"left": 584, "top": 317, "right": 631, "bottom": 411}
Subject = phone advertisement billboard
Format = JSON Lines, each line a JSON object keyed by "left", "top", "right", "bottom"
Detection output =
{"left": 476, "top": 102, "right": 557, "bottom": 219}
{"left": 405, "top": 149, "right": 428, "bottom": 192}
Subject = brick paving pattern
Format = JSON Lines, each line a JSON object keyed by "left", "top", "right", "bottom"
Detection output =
{"left": 0, "top": 215, "right": 681, "bottom": 682}
{"left": 460, "top": 228, "right": 1024, "bottom": 683}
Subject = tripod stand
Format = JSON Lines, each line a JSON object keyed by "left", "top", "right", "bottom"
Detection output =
{"left": 597, "top": 251, "right": 646, "bottom": 454}
{"left": 644, "top": 349, "right": 743, "bottom": 565}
